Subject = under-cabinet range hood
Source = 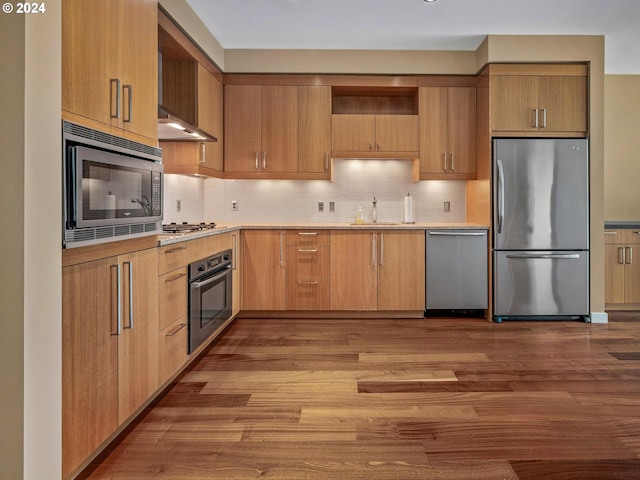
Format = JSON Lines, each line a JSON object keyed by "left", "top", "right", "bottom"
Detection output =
{"left": 157, "top": 107, "right": 217, "bottom": 142}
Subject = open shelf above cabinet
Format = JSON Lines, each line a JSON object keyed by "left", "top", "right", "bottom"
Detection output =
{"left": 331, "top": 86, "right": 419, "bottom": 115}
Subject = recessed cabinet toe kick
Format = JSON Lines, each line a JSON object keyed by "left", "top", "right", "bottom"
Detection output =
{"left": 425, "top": 230, "right": 488, "bottom": 314}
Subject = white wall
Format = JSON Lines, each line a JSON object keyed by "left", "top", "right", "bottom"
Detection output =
{"left": 163, "top": 160, "right": 466, "bottom": 224}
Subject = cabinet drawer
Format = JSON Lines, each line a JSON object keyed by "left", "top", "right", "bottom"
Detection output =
{"left": 604, "top": 230, "right": 622, "bottom": 245}
{"left": 158, "top": 243, "right": 187, "bottom": 275}
{"left": 157, "top": 317, "right": 187, "bottom": 385}
{"left": 286, "top": 245, "right": 329, "bottom": 310}
{"left": 286, "top": 230, "right": 329, "bottom": 246}
{"left": 623, "top": 229, "right": 640, "bottom": 245}
{"left": 187, "top": 233, "right": 232, "bottom": 263}
{"left": 158, "top": 267, "right": 187, "bottom": 331}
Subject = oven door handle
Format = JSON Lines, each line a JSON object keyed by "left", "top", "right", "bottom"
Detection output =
{"left": 190, "top": 266, "right": 231, "bottom": 289}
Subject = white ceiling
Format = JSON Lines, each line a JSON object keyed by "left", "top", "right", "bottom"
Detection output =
{"left": 185, "top": 0, "right": 640, "bottom": 74}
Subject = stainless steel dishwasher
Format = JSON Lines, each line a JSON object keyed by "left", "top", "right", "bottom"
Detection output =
{"left": 425, "top": 229, "right": 488, "bottom": 313}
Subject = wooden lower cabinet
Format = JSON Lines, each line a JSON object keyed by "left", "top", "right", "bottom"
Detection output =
{"left": 330, "top": 230, "right": 378, "bottom": 310}
{"left": 330, "top": 230, "right": 425, "bottom": 311}
{"left": 605, "top": 229, "right": 640, "bottom": 305}
{"left": 242, "top": 230, "right": 286, "bottom": 310}
{"left": 377, "top": 231, "right": 425, "bottom": 310}
{"left": 62, "top": 247, "right": 157, "bottom": 478}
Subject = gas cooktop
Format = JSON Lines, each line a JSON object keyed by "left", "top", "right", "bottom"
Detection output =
{"left": 162, "top": 222, "right": 217, "bottom": 233}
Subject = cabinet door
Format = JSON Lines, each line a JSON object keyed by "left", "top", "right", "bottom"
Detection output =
{"left": 225, "top": 85, "right": 262, "bottom": 172}
{"left": 242, "top": 231, "right": 286, "bottom": 310}
{"left": 538, "top": 76, "right": 587, "bottom": 133}
{"left": 299, "top": 86, "right": 332, "bottom": 174}
{"left": 375, "top": 115, "right": 419, "bottom": 153}
{"left": 62, "top": 257, "right": 119, "bottom": 478}
{"left": 117, "top": 248, "right": 158, "bottom": 422}
{"left": 118, "top": 0, "right": 157, "bottom": 141}
{"left": 377, "top": 231, "right": 425, "bottom": 310}
{"left": 330, "top": 230, "right": 377, "bottom": 310}
{"left": 332, "top": 114, "right": 376, "bottom": 152}
{"left": 491, "top": 75, "right": 539, "bottom": 132}
{"left": 261, "top": 86, "right": 299, "bottom": 172}
{"left": 605, "top": 245, "right": 625, "bottom": 304}
{"left": 419, "top": 87, "right": 449, "bottom": 174}
{"left": 62, "top": 0, "right": 119, "bottom": 128}
{"left": 447, "top": 87, "right": 476, "bottom": 175}
{"left": 197, "top": 64, "right": 223, "bottom": 139}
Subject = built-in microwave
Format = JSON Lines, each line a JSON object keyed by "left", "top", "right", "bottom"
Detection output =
{"left": 63, "top": 121, "right": 163, "bottom": 248}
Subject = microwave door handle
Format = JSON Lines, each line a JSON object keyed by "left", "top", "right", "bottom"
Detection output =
{"left": 190, "top": 267, "right": 231, "bottom": 289}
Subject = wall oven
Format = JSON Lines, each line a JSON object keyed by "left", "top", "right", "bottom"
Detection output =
{"left": 63, "top": 121, "right": 163, "bottom": 248}
{"left": 188, "top": 249, "right": 233, "bottom": 353}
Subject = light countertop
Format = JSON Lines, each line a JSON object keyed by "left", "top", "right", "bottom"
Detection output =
{"left": 157, "top": 222, "right": 489, "bottom": 246}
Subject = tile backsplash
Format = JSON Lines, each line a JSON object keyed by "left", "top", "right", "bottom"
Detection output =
{"left": 163, "top": 159, "right": 465, "bottom": 224}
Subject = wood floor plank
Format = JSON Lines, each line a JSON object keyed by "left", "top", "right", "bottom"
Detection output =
{"left": 80, "top": 314, "right": 640, "bottom": 480}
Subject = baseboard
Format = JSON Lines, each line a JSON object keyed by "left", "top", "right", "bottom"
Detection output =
{"left": 590, "top": 311, "right": 608, "bottom": 324}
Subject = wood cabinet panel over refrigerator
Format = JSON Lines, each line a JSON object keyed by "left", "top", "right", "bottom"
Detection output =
{"left": 489, "top": 64, "right": 588, "bottom": 137}
{"left": 62, "top": 0, "right": 158, "bottom": 145}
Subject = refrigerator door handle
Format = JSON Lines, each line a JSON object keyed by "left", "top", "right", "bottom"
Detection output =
{"left": 497, "top": 159, "right": 505, "bottom": 234}
{"left": 505, "top": 253, "right": 581, "bottom": 260}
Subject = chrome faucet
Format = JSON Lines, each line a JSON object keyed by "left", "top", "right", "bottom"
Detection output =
{"left": 372, "top": 196, "right": 377, "bottom": 223}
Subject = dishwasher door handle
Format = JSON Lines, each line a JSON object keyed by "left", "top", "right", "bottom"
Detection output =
{"left": 428, "top": 231, "right": 486, "bottom": 237}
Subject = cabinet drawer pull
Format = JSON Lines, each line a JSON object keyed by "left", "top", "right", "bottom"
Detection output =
{"left": 165, "top": 272, "right": 186, "bottom": 283}
{"left": 164, "top": 246, "right": 186, "bottom": 254}
{"left": 298, "top": 232, "right": 318, "bottom": 236}
{"left": 298, "top": 248, "right": 318, "bottom": 253}
{"left": 298, "top": 280, "right": 318, "bottom": 285}
{"left": 604, "top": 231, "right": 618, "bottom": 235}
{"left": 166, "top": 323, "right": 186, "bottom": 337}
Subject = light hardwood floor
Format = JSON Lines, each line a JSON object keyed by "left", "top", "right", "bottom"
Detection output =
{"left": 80, "top": 313, "right": 640, "bottom": 479}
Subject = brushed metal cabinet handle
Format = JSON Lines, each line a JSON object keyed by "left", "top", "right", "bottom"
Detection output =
{"left": 627, "top": 247, "right": 633, "bottom": 265}
{"left": 255, "top": 152, "right": 259, "bottom": 170}
{"left": 298, "top": 280, "right": 319, "bottom": 285}
{"left": 165, "top": 272, "right": 186, "bottom": 283}
{"left": 199, "top": 142, "right": 206, "bottom": 164}
{"left": 619, "top": 247, "right": 626, "bottom": 265}
{"left": 123, "top": 84, "right": 132, "bottom": 123}
{"left": 533, "top": 108, "right": 539, "bottom": 128}
{"left": 324, "top": 152, "right": 329, "bottom": 171}
{"left": 110, "top": 78, "right": 121, "bottom": 119}
{"left": 443, "top": 152, "right": 447, "bottom": 173}
{"left": 123, "top": 261, "right": 134, "bottom": 329}
{"left": 450, "top": 152, "right": 455, "bottom": 173}
{"left": 263, "top": 151, "right": 267, "bottom": 170}
{"left": 111, "top": 263, "right": 122, "bottom": 336}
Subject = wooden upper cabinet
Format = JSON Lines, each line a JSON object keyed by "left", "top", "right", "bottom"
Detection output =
{"left": 161, "top": 61, "right": 223, "bottom": 140}
{"left": 299, "top": 86, "right": 332, "bottom": 175}
{"left": 160, "top": 140, "right": 222, "bottom": 177}
{"left": 225, "top": 85, "right": 299, "bottom": 174}
{"left": 331, "top": 114, "right": 418, "bottom": 157}
{"left": 330, "top": 85, "right": 419, "bottom": 159}
{"left": 62, "top": 0, "right": 158, "bottom": 145}
{"left": 489, "top": 65, "right": 588, "bottom": 136}
{"left": 419, "top": 86, "right": 476, "bottom": 180}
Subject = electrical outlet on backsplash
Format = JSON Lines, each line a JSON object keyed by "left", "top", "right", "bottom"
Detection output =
{"left": 165, "top": 160, "right": 466, "bottom": 223}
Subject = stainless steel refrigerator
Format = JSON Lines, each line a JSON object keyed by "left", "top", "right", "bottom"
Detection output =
{"left": 493, "top": 138, "right": 589, "bottom": 322}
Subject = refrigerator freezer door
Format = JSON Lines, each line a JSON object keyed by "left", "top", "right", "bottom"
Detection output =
{"left": 494, "top": 250, "right": 589, "bottom": 318}
{"left": 493, "top": 138, "right": 589, "bottom": 250}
